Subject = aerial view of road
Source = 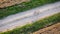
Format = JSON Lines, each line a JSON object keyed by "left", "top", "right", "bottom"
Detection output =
{"left": 0, "top": 1, "right": 60, "bottom": 32}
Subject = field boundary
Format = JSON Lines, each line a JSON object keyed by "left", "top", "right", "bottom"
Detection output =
{"left": 0, "top": 13, "right": 60, "bottom": 34}
{"left": 0, "top": 0, "right": 60, "bottom": 19}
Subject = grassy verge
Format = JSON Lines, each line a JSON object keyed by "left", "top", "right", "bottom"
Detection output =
{"left": 0, "top": 13, "right": 60, "bottom": 34}
{"left": 0, "top": 0, "right": 60, "bottom": 19}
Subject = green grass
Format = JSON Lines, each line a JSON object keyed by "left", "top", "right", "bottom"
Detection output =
{"left": 0, "top": 13, "right": 60, "bottom": 34}
{"left": 0, "top": 0, "right": 60, "bottom": 19}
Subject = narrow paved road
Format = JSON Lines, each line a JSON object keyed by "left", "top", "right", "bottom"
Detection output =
{"left": 0, "top": 2, "right": 60, "bottom": 32}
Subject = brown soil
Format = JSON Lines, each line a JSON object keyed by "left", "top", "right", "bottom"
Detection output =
{"left": 33, "top": 23, "right": 60, "bottom": 34}
{"left": 0, "top": 0, "right": 30, "bottom": 8}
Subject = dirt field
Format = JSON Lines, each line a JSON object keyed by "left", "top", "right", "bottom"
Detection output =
{"left": 0, "top": 0, "right": 30, "bottom": 8}
{"left": 33, "top": 23, "right": 60, "bottom": 34}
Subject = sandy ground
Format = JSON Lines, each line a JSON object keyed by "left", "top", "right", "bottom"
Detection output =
{"left": 0, "top": 0, "right": 30, "bottom": 8}
{"left": 33, "top": 23, "right": 60, "bottom": 34}
{"left": 0, "top": 2, "right": 60, "bottom": 32}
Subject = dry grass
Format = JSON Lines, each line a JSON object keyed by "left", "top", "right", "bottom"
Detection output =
{"left": 0, "top": 0, "right": 30, "bottom": 8}
{"left": 33, "top": 23, "right": 60, "bottom": 34}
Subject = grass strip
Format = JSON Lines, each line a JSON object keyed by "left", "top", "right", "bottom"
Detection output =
{"left": 0, "top": 13, "right": 60, "bottom": 34}
{"left": 0, "top": 0, "right": 60, "bottom": 19}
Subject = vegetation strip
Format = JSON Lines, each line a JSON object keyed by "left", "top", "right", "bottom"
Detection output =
{"left": 0, "top": 13, "right": 60, "bottom": 34}
{"left": 0, "top": 0, "right": 60, "bottom": 19}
